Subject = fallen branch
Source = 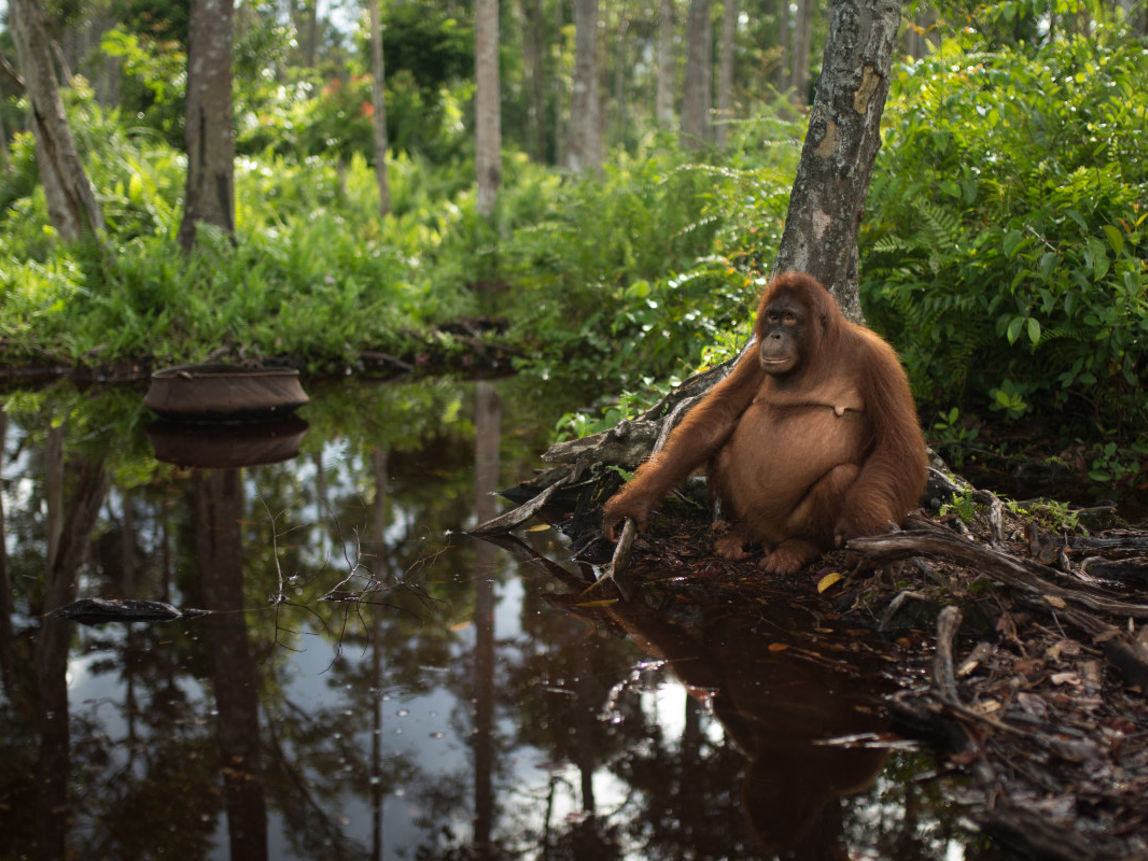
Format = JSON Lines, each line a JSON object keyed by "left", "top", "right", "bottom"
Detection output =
{"left": 848, "top": 528, "right": 1148, "bottom": 618}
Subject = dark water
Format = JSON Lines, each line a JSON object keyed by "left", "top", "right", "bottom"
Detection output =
{"left": 0, "top": 377, "right": 978, "bottom": 860}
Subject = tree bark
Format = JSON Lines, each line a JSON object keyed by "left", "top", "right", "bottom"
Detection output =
{"left": 656, "top": 0, "right": 675, "bottom": 127}
{"left": 715, "top": 0, "right": 738, "bottom": 147}
{"left": 790, "top": 0, "right": 815, "bottom": 106}
{"left": 9, "top": 0, "right": 105, "bottom": 242}
{"left": 178, "top": 0, "right": 236, "bottom": 251}
{"left": 523, "top": 0, "right": 548, "bottom": 161}
{"left": 368, "top": 0, "right": 391, "bottom": 216}
{"left": 680, "top": 0, "right": 712, "bottom": 149}
{"left": 475, "top": 0, "right": 501, "bottom": 215}
{"left": 772, "top": 0, "right": 902, "bottom": 322}
{"left": 568, "top": 0, "right": 602, "bottom": 172}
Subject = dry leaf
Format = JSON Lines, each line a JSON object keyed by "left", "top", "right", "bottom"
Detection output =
{"left": 817, "top": 571, "right": 843, "bottom": 593}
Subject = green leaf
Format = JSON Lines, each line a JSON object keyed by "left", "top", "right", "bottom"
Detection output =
{"left": 1026, "top": 317, "right": 1041, "bottom": 345}
{"left": 1102, "top": 224, "right": 1124, "bottom": 257}
{"left": 1006, "top": 316, "right": 1024, "bottom": 344}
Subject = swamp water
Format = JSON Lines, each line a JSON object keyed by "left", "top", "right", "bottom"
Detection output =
{"left": 0, "top": 377, "right": 986, "bottom": 860}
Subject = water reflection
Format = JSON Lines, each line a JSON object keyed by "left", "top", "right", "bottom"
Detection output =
{"left": 0, "top": 379, "right": 973, "bottom": 860}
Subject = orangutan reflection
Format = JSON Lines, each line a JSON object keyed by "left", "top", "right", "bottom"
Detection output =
{"left": 598, "top": 595, "right": 890, "bottom": 860}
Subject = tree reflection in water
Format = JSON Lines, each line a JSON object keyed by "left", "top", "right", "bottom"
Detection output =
{"left": 0, "top": 379, "right": 974, "bottom": 860}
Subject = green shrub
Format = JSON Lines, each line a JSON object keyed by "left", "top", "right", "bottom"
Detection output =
{"left": 862, "top": 33, "right": 1148, "bottom": 436}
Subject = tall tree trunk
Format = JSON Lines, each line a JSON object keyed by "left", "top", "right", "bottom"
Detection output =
{"left": 567, "top": 0, "right": 601, "bottom": 172}
{"left": 613, "top": 14, "right": 628, "bottom": 147}
{"left": 655, "top": 0, "right": 675, "bottom": 127}
{"left": 9, "top": 0, "right": 104, "bottom": 242}
{"left": 523, "top": 0, "right": 547, "bottom": 161}
{"left": 715, "top": 0, "right": 738, "bottom": 147}
{"left": 772, "top": 0, "right": 902, "bottom": 322}
{"left": 790, "top": 0, "right": 815, "bottom": 107}
{"left": 475, "top": 0, "right": 501, "bottom": 216}
{"left": 368, "top": 0, "right": 390, "bottom": 216}
{"left": 680, "top": 0, "right": 712, "bottom": 149}
{"left": 776, "top": 0, "right": 791, "bottom": 91}
{"left": 178, "top": 0, "right": 236, "bottom": 251}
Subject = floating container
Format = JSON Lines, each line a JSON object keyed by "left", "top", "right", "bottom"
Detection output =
{"left": 144, "top": 364, "right": 309, "bottom": 423}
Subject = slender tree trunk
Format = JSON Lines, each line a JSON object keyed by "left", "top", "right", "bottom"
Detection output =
{"left": 613, "top": 14, "right": 628, "bottom": 147}
{"left": 790, "top": 0, "right": 815, "bottom": 107}
{"left": 568, "top": 0, "right": 602, "bottom": 172}
{"left": 368, "top": 0, "right": 390, "bottom": 216}
{"left": 475, "top": 0, "right": 501, "bottom": 216}
{"left": 178, "top": 0, "right": 236, "bottom": 251}
{"left": 772, "top": 0, "right": 903, "bottom": 322}
{"left": 680, "top": 0, "right": 712, "bottom": 149}
{"left": 656, "top": 0, "right": 675, "bottom": 126}
{"left": 715, "top": 0, "right": 738, "bottom": 147}
{"left": 523, "top": 0, "right": 547, "bottom": 161}
{"left": 9, "top": 0, "right": 104, "bottom": 242}
{"left": 776, "top": 0, "right": 791, "bottom": 91}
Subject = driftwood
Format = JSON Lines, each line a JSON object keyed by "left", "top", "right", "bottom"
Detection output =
{"left": 49, "top": 598, "right": 210, "bottom": 626}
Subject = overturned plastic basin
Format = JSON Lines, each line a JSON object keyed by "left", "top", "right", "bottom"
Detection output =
{"left": 144, "top": 364, "right": 309, "bottom": 423}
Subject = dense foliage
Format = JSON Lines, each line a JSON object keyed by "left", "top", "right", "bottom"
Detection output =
{"left": 863, "top": 32, "right": 1148, "bottom": 441}
{"left": 0, "top": 3, "right": 1145, "bottom": 485}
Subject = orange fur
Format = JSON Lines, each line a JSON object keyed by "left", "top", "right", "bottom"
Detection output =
{"left": 602, "top": 273, "right": 928, "bottom": 574}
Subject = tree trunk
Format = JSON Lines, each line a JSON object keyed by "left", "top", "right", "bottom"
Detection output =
{"left": 9, "top": 0, "right": 104, "bottom": 242}
{"left": 178, "top": 0, "right": 236, "bottom": 251}
{"left": 776, "top": 0, "right": 791, "bottom": 91}
{"left": 475, "top": 0, "right": 501, "bottom": 216}
{"left": 715, "top": 0, "right": 738, "bottom": 147}
{"left": 790, "top": 0, "right": 815, "bottom": 107}
{"left": 523, "top": 0, "right": 547, "bottom": 161}
{"left": 568, "top": 0, "right": 602, "bottom": 172}
{"left": 368, "top": 0, "right": 391, "bottom": 216}
{"left": 613, "top": 13, "right": 628, "bottom": 146}
{"left": 656, "top": 0, "right": 675, "bottom": 127}
{"left": 680, "top": 0, "right": 712, "bottom": 149}
{"left": 772, "top": 0, "right": 901, "bottom": 322}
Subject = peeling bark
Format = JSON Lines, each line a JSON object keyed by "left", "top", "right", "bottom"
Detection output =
{"left": 772, "top": 0, "right": 902, "bottom": 322}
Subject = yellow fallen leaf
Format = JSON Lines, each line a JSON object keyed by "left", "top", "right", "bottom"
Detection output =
{"left": 1042, "top": 594, "right": 1067, "bottom": 608}
{"left": 526, "top": 524, "right": 551, "bottom": 533}
{"left": 768, "top": 642, "right": 789, "bottom": 652}
{"left": 818, "top": 571, "right": 844, "bottom": 593}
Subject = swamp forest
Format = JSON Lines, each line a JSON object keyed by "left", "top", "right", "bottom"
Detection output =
{"left": 1, "top": 0, "right": 1147, "bottom": 858}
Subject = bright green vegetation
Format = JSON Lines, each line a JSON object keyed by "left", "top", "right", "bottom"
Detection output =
{"left": 1, "top": 10, "right": 1145, "bottom": 488}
